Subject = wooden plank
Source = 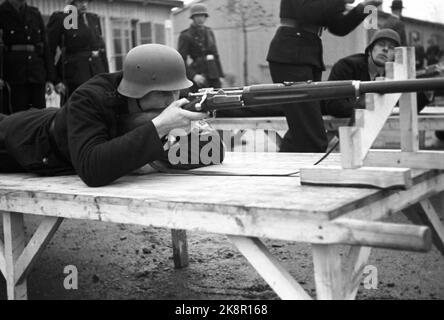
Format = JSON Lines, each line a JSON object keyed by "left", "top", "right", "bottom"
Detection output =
{"left": 419, "top": 199, "right": 444, "bottom": 256}
{"left": 400, "top": 47, "right": 419, "bottom": 152}
{"left": 229, "top": 236, "right": 312, "bottom": 300}
{"left": 331, "top": 219, "right": 431, "bottom": 252}
{"left": 14, "top": 217, "right": 63, "bottom": 285}
{"left": 342, "top": 246, "right": 372, "bottom": 300}
{"left": 300, "top": 166, "right": 413, "bottom": 189}
{"left": 339, "top": 171, "right": 444, "bottom": 221}
{"left": 339, "top": 127, "right": 363, "bottom": 169}
{"left": 3, "top": 212, "right": 27, "bottom": 300}
{"left": 365, "top": 150, "right": 444, "bottom": 169}
{"left": 312, "top": 244, "right": 344, "bottom": 300}
{"left": 171, "top": 229, "right": 189, "bottom": 269}
{"left": 0, "top": 237, "right": 6, "bottom": 278}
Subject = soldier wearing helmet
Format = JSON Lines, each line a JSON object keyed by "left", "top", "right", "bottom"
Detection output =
{"left": 0, "top": 44, "right": 220, "bottom": 187}
{"left": 47, "top": 0, "right": 109, "bottom": 101}
{"left": 178, "top": 3, "right": 224, "bottom": 94}
{"left": 323, "top": 29, "right": 431, "bottom": 118}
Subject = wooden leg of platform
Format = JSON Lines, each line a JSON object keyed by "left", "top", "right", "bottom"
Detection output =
{"left": 229, "top": 236, "right": 312, "bottom": 300}
{"left": 3, "top": 212, "right": 27, "bottom": 300}
{"left": 403, "top": 202, "right": 444, "bottom": 256}
{"left": 312, "top": 244, "right": 345, "bottom": 300}
{"left": 342, "top": 246, "right": 372, "bottom": 300}
{"left": 171, "top": 229, "right": 189, "bottom": 269}
{"left": 1, "top": 212, "right": 63, "bottom": 300}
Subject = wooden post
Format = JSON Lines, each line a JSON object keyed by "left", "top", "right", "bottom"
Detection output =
{"left": 312, "top": 244, "right": 344, "bottom": 300}
{"left": 171, "top": 229, "right": 189, "bottom": 269}
{"left": 400, "top": 47, "right": 419, "bottom": 152}
{"left": 3, "top": 212, "right": 27, "bottom": 300}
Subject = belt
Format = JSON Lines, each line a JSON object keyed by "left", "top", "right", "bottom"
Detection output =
{"left": 280, "top": 18, "right": 323, "bottom": 36}
{"left": 67, "top": 50, "right": 102, "bottom": 58}
{"left": 9, "top": 44, "right": 35, "bottom": 52}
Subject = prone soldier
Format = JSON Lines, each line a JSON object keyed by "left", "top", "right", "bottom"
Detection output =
{"left": 47, "top": 0, "right": 109, "bottom": 99}
{"left": 0, "top": 44, "right": 223, "bottom": 187}
{"left": 178, "top": 3, "right": 224, "bottom": 94}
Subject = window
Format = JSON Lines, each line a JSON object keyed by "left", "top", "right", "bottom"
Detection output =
{"left": 111, "top": 19, "right": 132, "bottom": 71}
{"left": 139, "top": 22, "right": 153, "bottom": 44}
{"left": 138, "top": 22, "right": 166, "bottom": 45}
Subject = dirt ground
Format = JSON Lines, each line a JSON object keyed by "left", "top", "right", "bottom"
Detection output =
{"left": 1, "top": 125, "right": 444, "bottom": 300}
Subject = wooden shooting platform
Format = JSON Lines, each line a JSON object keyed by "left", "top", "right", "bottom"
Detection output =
{"left": 1, "top": 152, "right": 444, "bottom": 300}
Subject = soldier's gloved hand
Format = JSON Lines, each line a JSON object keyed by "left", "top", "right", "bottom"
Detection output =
{"left": 55, "top": 82, "right": 66, "bottom": 95}
{"left": 152, "top": 98, "right": 209, "bottom": 139}
{"left": 45, "top": 82, "right": 55, "bottom": 95}
{"left": 193, "top": 74, "right": 207, "bottom": 87}
{"left": 361, "top": 0, "right": 383, "bottom": 7}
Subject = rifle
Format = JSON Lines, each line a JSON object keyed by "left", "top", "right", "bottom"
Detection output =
{"left": 182, "top": 78, "right": 444, "bottom": 113}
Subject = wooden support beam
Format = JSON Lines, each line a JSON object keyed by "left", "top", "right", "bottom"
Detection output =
{"left": 331, "top": 218, "right": 431, "bottom": 252}
{"left": 403, "top": 204, "right": 444, "bottom": 256}
{"left": 399, "top": 47, "right": 419, "bottom": 152}
{"left": 312, "top": 244, "right": 344, "bottom": 300}
{"left": 0, "top": 238, "right": 6, "bottom": 278}
{"left": 229, "top": 236, "right": 312, "bottom": 300}
{"left": 171, "top": 229, "right": 189, "bottom": 269}
{"left": 365, "top": 150, "right": 444, "bottom": 169}
{"left": 3, "top": 212, "right": 27, "bottom": 300}
{"left": 14, "top": 217, "right": 63, "bottom": 285}
{"left": 419, "top": 200, "right": 444, "bottom": 256}
{"left": 300, "top": 166, "right": 413, "bottom": 189}
{"left": 342, "top": 246, "right": 372, "bottom": 300}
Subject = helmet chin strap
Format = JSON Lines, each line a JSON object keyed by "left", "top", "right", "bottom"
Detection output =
{"left": 136, "top": 99, "right": 144, "bottom": 112}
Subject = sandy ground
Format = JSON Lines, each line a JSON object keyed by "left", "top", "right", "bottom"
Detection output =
{"left": 1, "top": 121, "right": 444, "bottom": 300}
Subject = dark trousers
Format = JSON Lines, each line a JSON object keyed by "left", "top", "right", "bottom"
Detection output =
{"left": 0, "top": 113, "right": 22, "bottom": 172}
{"left": 268, "top": 62, "right": 327, "bottom": 153}
{"left": 8, "top": 83, "right": 46, "bottom": 114}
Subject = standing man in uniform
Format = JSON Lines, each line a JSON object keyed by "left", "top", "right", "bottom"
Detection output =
{"left": 47, "top": 0, "right": 109, "bottom": 99}
{"left": 178, "top": 3, "right": 224, "bottom": 94}
{"left": 383, "top": 0, "right": 407, "bottom": 46}
{"left": 0, "top": 0, "right": 56, "bottom": 114}
{"left": 267, "top": 0, "right": 382, "bottom": 152}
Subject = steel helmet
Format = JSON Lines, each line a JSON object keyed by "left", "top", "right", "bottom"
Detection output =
{"left": 117, "top": 44, "right": 193, "bottom": 99}
{"left": 189, "top": 3, "right": 209, "bottom": 19}
{"left": 365, "top": 29, "right": 401, "bottom": 54}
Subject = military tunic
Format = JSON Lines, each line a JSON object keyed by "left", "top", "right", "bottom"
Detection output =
{"left": 0, "top": 1, "right": 55, "bottom": 114}
{"left": 178, "top": 24, "right": 224, "bottom": 93}
{"left": 47, "top": 10, "right": 109, "bottom": 97}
